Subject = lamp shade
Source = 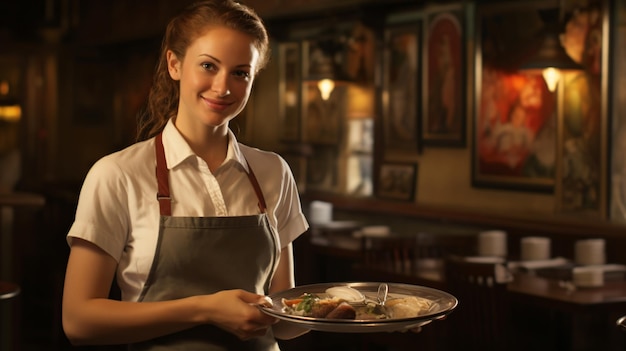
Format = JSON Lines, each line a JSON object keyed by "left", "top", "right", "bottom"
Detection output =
{"left": 520, "top": 27, "right": 582, "bottom": 71}
{"left": 519, "top": 8, "right": 583, "bottom": 92}
{"left": 305, "top": 35, "right": 353, "bottom": 100}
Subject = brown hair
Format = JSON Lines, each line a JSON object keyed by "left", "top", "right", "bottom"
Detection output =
{"left": 136, "top": 0, "right": 270, "bottom": 141}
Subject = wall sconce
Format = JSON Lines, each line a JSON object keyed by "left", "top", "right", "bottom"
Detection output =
{"left": 0, "top": 104, "right": 22, "bottom": 122}
{"left": 306, "top": 34, "right": 352, "bottom": 100}
{"left": 317, "top": 79, "right": 335, "bottom": 100}
{"left": 0, "top": 81, "right": 21, "bottom": 122}
{"left": 519, "top": 8, "right": 582, "bottom": 91}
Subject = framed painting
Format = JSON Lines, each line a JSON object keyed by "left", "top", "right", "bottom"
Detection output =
{"left": 422, "top": 4, "right": 466, "bottom": 146}
{"left": 382, "top": 22, "right": 421, "bottom": 154}
{"left": 377, "top": 162, "right": 417, "bottom": 201}
{"left": 555, "top": 1, "right": 608, "bottom": 218}
{"left": 472, "top": 1, "right": 558, "bottom": 191}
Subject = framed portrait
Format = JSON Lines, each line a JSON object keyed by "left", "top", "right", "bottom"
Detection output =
{"left": 278, "top": 42, "right": 302, "bottom": 142}
{"left": 422, "top": 4, "right": 466, "bottom": 147}
{"left": 382, "top": 22, "right": 422, "bottom": 154}
{"left": 555, "top": 1, "right": 608, "bottom": 218}
{"left": 472, "top": 2, "right": 558, "bottom": 191}
{"left": 377, "top": 162, "right": 417, "bottom": 201}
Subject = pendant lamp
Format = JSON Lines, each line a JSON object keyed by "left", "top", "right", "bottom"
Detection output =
{"left": 519, "top": 8, "right": 583, "bottom": 91}
{"left": 306, "top": 31, "right": 353, "bottom": 100}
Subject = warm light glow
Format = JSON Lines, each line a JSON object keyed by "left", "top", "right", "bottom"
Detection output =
{"left": 317, "top": 79, "right": 335, "bottom": 100}
{"left": 347, "top": 85, "right": 374, "bottom": 119}
{"left": 0, "top": 81, "right": 8, "bottom": 96}
{"left": 285, "top": 91, "right": 297, "bottom": 107}
{"left": 0, "top": 105, "right": 21, "bottom": 122}
{"left": 542, "top": 67, "right": 560, "bottom": 92}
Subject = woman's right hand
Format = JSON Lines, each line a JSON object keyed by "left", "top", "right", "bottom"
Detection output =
{"left": 63, "top": 239, "right": 278, "bottom": 345}
{"left": 196, "top": 289, "right": 279, "bottom": 340}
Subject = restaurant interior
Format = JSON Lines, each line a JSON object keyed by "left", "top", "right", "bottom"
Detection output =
{"left": 1, "top": 0, "right": 626, "bottom": 350}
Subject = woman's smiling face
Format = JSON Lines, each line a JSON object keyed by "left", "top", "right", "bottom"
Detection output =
{"left": 167, "top": 25, "right": 260, "bottom": 129}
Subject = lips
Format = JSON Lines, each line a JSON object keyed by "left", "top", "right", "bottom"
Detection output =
{"left": 202, "top": 96, "right": 232, "bottom": 111}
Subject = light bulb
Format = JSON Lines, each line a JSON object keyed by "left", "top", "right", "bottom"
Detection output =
{"left": 317, "top": 79, "right": 335, "bottom": 100}
{"left": 542, "top": 67, "right": 560, "bottom": 92}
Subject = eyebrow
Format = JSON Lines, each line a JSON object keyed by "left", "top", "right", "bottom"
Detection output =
{"left": 199, "top": 54, "right": 252, "bottom": 69}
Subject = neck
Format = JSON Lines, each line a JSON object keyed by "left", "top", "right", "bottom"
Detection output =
{"left": 175, "top": 119, "right": 230, "bottom": 172}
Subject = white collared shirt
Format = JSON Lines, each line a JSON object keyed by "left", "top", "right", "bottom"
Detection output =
{"left": 67, "top": 119, "right": 309, "bottom": 301}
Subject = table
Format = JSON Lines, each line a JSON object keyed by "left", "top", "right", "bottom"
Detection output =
{"left": 507, "top": 272, "right": 626, "bottom": 351}
{"left": 508, "top": 272, "right": 626, "bottom": 308}
{"left": 300, "top": 231, "right": 626, "bottom": 350}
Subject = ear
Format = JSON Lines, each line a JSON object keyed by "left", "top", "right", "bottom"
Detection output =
{"left": 166, "top": 50, "right": 181, "bottom": 80}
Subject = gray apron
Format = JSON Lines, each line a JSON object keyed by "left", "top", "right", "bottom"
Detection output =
{"left": 128, "top": 133, "right": 280, "bottom": 351}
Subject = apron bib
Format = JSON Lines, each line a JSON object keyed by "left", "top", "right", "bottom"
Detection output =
{"left": 129, "top": 133, "right": 280, "bottom": 351}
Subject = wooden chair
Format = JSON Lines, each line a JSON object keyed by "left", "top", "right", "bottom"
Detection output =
{"left": 443, "top": 255, "right": 512, "bottom": 351}
{"left": 361, "top": 235, "right": 416, "bottom": 276}
{"left": 352, "top": 232, "right": 453, "bottom": 289}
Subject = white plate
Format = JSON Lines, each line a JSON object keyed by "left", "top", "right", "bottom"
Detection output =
{"left": 259, "top": 282, "right": 457, "bottom": 333}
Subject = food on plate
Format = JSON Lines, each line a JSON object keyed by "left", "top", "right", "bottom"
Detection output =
{"left": 324, "top": 286, "right": 366, "bottom": 303}
{"left": 280, "top": 285, "right": 435, "bottom": 321}
{"left": 384, "top": 296, "right": 435, "bottom": 318}
{"left": 282, "top": 293, "right": 360, "bottom": 319}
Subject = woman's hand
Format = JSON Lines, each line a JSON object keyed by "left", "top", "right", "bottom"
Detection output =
{"left": 197, "top": 289, "right": 279, "bottom": 340}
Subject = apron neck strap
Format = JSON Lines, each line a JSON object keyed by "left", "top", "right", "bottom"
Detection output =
{"left": 245, "top": 160, "right": 267, "bottom": 213}
{"left": 155, "top": 131, "right": 267, "bottom": 215}
{"left": 155, "top": 133, "right": 172, "bottom": 216}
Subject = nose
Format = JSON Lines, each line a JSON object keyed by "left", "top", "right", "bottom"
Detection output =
{"left": 212, "top": 71, "right": 231, "bottom": 97}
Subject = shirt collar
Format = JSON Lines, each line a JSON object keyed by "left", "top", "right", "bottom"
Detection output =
{"left": 161, "top": 118, "right": 249, "bottom": 173}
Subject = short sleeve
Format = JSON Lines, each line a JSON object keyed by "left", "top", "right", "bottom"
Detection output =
{"left": 66, "top": 155, "right": 130, "bottom": 262}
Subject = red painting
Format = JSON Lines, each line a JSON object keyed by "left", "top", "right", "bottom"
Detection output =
{"left": 475, "top": 67, "right": 556, "bottom": 189}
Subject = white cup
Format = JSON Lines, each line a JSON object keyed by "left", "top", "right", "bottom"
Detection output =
{"left": 309, "top": 201, "right": 333, "bottom": 225}
{"left": 520, "top": 237, "right": 551, "bottom": 261}
{"left": 575, "top": 239, "right": 606, "bottom": 266}
{"left": 478, "top": 230, "right": 507, "bottom": 257}
{"left": 573, "top": 266, "right": 604, "bottom": 288}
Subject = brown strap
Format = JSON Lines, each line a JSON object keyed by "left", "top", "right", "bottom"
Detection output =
{"left": 155, "top": 131, "right": 266, "bottom": 215}
{"left": 245, "top": 159, "right": 267, "bottom": 213}
{"left": 155, "top": 133, "right": 172, "bottom": 216}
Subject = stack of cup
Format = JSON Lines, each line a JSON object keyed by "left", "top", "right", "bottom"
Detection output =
{"left": 478, "top": 230, "right": 507, "bottom": 258}
{"left": 575, "top": 239, "right": 606, "bottom": 266}
{"left": 309, "top": 201, "right": 333, "bottom": 225}
{"left": 520, "top": 236, "right": 551, "bottom": 261}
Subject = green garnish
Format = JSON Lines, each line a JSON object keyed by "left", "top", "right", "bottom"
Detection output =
{"left": 296, "top": 293, "right": 317, "bottom": 313}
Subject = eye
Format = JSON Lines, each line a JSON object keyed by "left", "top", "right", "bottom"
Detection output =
{"left": 201, "top": 62, "right": 217, "bottom": 71}
{"left": 233, "top": 70, "right": 251, "bottom": 80}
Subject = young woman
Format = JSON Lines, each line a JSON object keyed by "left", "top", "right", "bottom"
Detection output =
{"left": 62, "top": 1, "right": 309, "bottom": 349}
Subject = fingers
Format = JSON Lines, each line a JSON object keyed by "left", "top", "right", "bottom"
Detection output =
{"left": 252, "top": 295, "right": 273, "bottom": 308}
{"left": 203, "top": 290, "right": 279, "bottom": 340}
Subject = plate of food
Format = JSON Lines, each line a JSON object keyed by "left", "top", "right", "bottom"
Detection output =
{"left": 259, "top": 282, "right": 457, "bottom": 333}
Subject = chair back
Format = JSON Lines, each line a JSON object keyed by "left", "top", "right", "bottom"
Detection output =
{"left": 362, "top": 235, "right": 415, "bottom": 276}
{"left": 444, "top": 255, "right": 510, "bottom": 351}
